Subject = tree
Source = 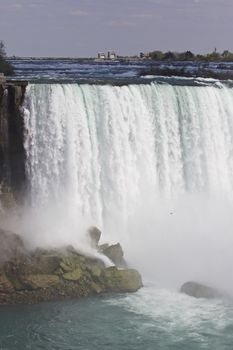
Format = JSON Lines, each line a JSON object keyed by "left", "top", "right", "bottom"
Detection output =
{"left": 0, "top": 41, "right": 6, "bottom": 57}
{"left": 149, "top": 50, "right": 164, "bottom": 60}
{"left": 0, "top": 41, "right": 14, "bottom": 75}
{"left": 163, "top": 51, "right": 176, "bottom": 60}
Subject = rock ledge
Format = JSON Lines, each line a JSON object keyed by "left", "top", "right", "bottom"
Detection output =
{"left": 0, "top": 229, "right": 142, "bottom": 304}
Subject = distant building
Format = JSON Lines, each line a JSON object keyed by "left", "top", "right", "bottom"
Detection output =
{"left": 97, "top": 51, "right": 118, "bottom": 60}
{"left": 139, "top": 52, "right": 150, "bottom": 59}
{"left": 107, "top": 51, "right": 117, "bottom": 60}
{"left": 97, "top": 52, "right": 106, "bottom": 60}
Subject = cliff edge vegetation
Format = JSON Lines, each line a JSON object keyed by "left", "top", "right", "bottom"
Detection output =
{"left": 0, "top": 41, "right": 14, "bottom": 76}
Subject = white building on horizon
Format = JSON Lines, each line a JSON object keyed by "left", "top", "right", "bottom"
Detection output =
{"left": 107, "top": 51, "right": 117, "bottom": 60}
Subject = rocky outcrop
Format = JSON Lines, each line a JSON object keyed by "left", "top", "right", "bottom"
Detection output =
{"left": 180, "top": 281, "right": 223, "bottom": 299}
{"left": 100, "top": 243, "right": 126, "bottom": 267}
{"left": 0, "top": 229, "right": 27, "bottom": 263}
{"left": 88, "top": 226, "right": 127, "bottom": 267}
{"left": 0, "top": 81, "right": 27, "bottom": 207}
{"left": 0, "top": 229, "right": 143, "bottom": 304}
{"left": 87, "top": 226, "right": 101, "bottom": 248}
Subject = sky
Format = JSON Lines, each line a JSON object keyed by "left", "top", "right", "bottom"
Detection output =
{"left": 0, "top": 0, "right": 233, "bottom": 57}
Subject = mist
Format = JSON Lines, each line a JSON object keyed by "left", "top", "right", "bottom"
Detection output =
{"left": 0, "top": 199, "right": 113, "bottom": 266}
{"left": 125, "top": 193, "right": 233, "bottom": 295}
{"left": 2, "top": 188, "right": 233, "bottom": 295}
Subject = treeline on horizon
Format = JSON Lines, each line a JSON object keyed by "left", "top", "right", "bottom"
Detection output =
{"left": 0, "top": 41, "right": 14, "bottom": 75}
{"left": 149, "top": 49, "right": 233, "bottom": 61}
{"left": 148, "top": 49, "right": 233, "bottom": 61}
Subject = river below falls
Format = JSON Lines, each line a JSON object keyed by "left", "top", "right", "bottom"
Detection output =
{"left": 0, "top": 285, "right": 233, "bottom": 350}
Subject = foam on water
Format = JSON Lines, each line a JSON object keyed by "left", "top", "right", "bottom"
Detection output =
{"left": 106, "top": 285, "right": 233, "bottom": 348}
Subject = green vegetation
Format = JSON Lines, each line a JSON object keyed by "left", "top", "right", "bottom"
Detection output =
{"left": 149, "top": 49, "right": 233, "bottom": 61}
{"left": 0, "top": 41, "right": 14, "bottom": 75}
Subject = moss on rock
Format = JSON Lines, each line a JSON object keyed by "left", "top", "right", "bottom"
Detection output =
{"left": 62, "top": 267, "right": 83, "bottom": 281}
{"left": 0, "top": 227, "right": 143, "bottom": 304}
{"left": 22, "top": 274, "right": 59, "bottom": 290}
{"left": 103, "top": 266, "right": 143, "bottom": 292}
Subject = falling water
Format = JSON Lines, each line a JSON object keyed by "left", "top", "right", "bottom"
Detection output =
{"left": 23, "top": 82, "right": 233, "bottom": 221}
{"left": 21, "top": 81, "right": 233, "bottom": 289}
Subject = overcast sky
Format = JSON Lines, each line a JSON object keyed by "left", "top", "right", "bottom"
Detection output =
{"left": 0, "top": 0, "right": 232, "bottom": 57}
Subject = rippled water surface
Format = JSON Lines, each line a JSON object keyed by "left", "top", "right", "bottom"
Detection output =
{"left": 0, "top": 286, "right": 233, "bottom": 350}
{"left": 8, "top": 58, "right": 233, "bottom": 83}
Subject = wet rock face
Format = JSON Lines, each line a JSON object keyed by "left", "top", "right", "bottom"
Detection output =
{"left": 103, "top": 267, "right": 143, "bottom": 292}
{"left": 0, "top": 228, "right": 143, "bottom": 304}
{"left": 0, "top": 229, "right": 27, "bottom": 264}
{"left": 87, "top": 227, "right": 127, "bottom": 267}
{"left": 0, "top": 82, "right": 27, "bottom": 204}
{"left": 87, "top": 226, "right": 102, "bottom": 248}
{"left": 101, "top": 243, "right": 126, "bottom": 268}
{"left": 180, "top": 281, "right": 223, "bottom": 299}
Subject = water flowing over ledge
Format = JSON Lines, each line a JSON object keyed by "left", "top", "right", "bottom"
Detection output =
{"left": 2, "top": 80, "right": 233, "bottom": 298}
{"left": 23, "top": 82, "right": 233, "bottom": 229}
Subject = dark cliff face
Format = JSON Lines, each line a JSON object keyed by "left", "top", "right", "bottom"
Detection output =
{"left": 0, "top": 82, "right": 27, "bottom": 201}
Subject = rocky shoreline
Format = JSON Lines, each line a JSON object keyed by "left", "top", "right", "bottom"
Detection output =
{"left": 0, "top": 227, "right": 142, "bottom": 305}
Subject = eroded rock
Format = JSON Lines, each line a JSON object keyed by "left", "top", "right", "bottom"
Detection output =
{"left": 180, "top": 281, "right": 223, "bottom": 299}
{"left": 0, "top": 229, "right": 27, "bottom": 263}
{"left": 0, "top": 227, "right": 143, "bottom": 304}
{"left": 103, "top": 267, "right": 143, "bottom": 292}
{"left": 87, "top": 226, "right": 101, "bottom": 248}
{"left": 101, "top": 243, "right": 126, "bottom": 267}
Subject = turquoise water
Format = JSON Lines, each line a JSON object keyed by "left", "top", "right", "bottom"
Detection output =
{"left": 1, "top": 286, "right": 233, "bottom": 350}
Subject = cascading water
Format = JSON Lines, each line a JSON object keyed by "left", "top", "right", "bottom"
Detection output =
{"left": 23, "top": 82, "right": 233, "bottom": 209}
{"left": 22, "top": 81, "right": 233, "bottom": 289}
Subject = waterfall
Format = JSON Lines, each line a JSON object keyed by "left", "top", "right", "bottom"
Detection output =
{"left": 22, "top": 82, "right": 233, "bottom": 238}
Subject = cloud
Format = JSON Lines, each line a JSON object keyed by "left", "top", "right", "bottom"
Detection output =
{"left": 108, "top": 20, "right": 135, "bottom": 27}
{"left": 130, "top": 13, "right": 161, "bottom": 19}
{"left": 0, "top": 3, "right": 23, "bottom": 11}
{"left": 70, "top": 10, "right": 89, "bottom": 17}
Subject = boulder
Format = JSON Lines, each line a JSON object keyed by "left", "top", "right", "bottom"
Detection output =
{"left": 62, "top": 267, "right": 83, "bottom": 281}
{"left": 103, "top": 267, "right": 142, "bottom": 292}
{"left": 0, "top": 273, "right": 14, "bottom": 293}
{"left": 98, "top": 243, "right": 109, "bottom": 251}
{"left": 0, "top": 229, "right": 27, "bottom": 264}
{"left": 102, "top": 243, "right": 126, "bottom": 267}
{"left": 22, "top": 275, "right": 59, "bottom": 290}
{"left": 180, "top": 281, "right": 223, "bottom": 299}
{"left": 27, "top": 254, "right": 61, "bottom": 275}
{"left": 87, "top": 226, "right": 101, "bottom": 248}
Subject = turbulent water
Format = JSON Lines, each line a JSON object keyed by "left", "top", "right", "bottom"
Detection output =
{"left": 9, "top": 58, "right": 233, "bottom": 81}
{"left": 1, "top": 286, "right": 233, "bottom": 350}
{"left": 3, "top": 79, "right": 233, "bottom": 349}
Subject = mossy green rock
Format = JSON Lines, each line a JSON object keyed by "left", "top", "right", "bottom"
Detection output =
{"left": 22, "top": 275, "right": 59, "bottom": 290}
{"left": 91, "top": 282, "right": 103, "bottom": 294}
{"left": 25, "top": 255, "right": 61, "bottom": 275}
{"left": 89, "top": 265, "right": 102, "bottom": 278}
{"left": 62, "top": 267, "right": 83, "bottom": 281}
{"left": 103, "top": 266, "right": 143, "bottom": 292}
{"left": 0, "top": 228, "right": 143, "bottom": 304}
